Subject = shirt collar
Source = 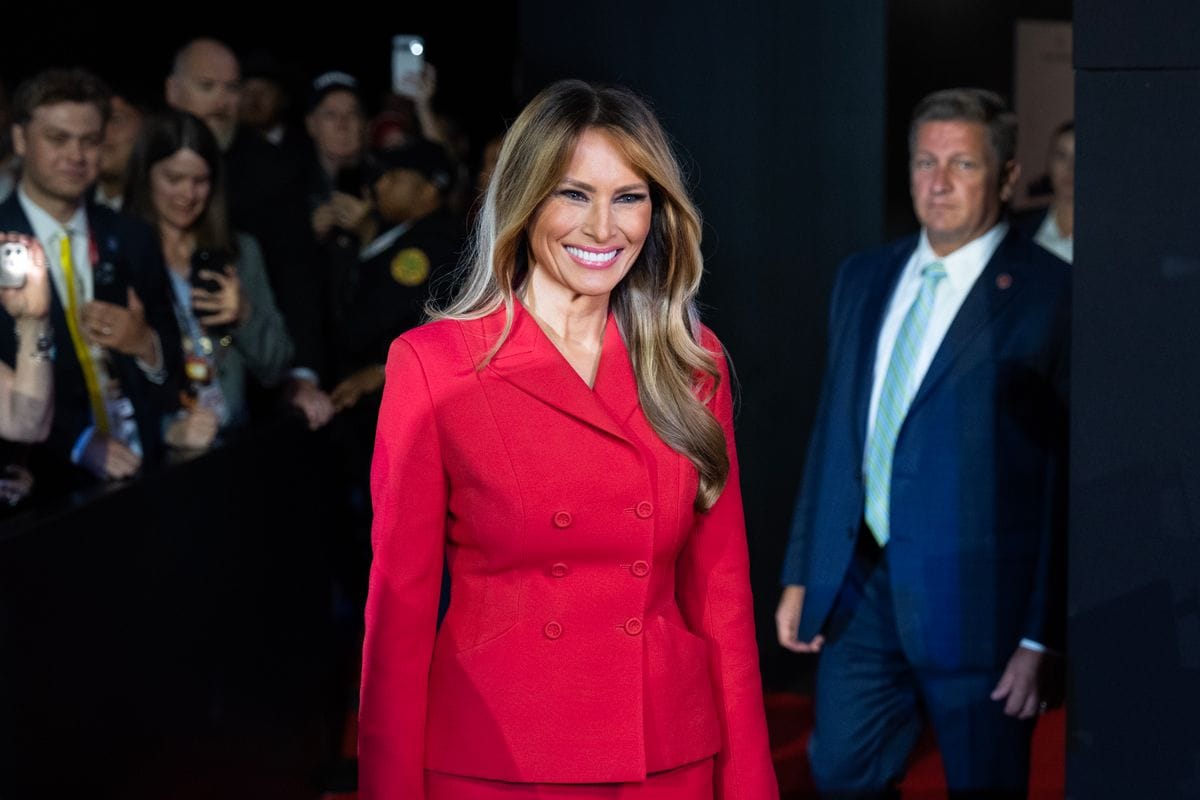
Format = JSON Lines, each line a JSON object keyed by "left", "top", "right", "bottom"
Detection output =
{"left": 17, "top": 185, "right": 88, "bottom": 245}
{"left": 912, "top": 220, "right": 1009, "bottom": 293}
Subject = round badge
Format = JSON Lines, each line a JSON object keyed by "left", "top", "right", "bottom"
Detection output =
{"left": 390, "top": 248, "right": 431, "bottom": 287}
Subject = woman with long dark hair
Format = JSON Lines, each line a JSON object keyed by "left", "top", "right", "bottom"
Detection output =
{"left": 125, "top": 110, "right": 293, "bottom": 450}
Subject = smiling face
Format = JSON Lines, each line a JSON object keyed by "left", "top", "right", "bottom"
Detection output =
{"left": 525, "top": 127, "right": 652, "bottom": 308}
{"left": 149, "top": 148, "right": 212, "bottom": 234}
{"left": 910, "top": 119, "right": 1018, "bottom": 257}
{"left": 13, "top": 101, "right": 104, "bottom": 210}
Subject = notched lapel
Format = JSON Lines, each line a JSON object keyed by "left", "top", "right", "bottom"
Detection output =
{"left": 483, "top": 304, "right": 635, "bottom": 445}
{"left": 910, "top": 232, "right": 1028, "bottom": 410}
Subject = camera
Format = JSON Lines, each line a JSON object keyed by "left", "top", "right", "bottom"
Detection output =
{"left": 0, "top": 241, "right": 31, "bottom": 289}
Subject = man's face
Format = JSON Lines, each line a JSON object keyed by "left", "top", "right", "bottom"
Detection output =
{"left": 910, "top": 120, "right": 1017, "bottom": 257}
{"left": 99, "top": 95, "right": 143, "bottom": 182}
{"left": 240, "top": 77, "right": 283, "bottom": 131}
{"left": 166, "top": 42, "right": 241, "bottom": 150}
{"left": 13, "top": 101, "right": 103, "bottom": 207}
{"left": 305, "top": 90, "right": 364, "bottom": 166}
{"left": 374, "top": 168, "right": 430, "bottom": 223}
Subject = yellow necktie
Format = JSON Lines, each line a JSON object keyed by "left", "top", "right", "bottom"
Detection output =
{"left": 59, "top": 231, "right": 110, "bottom": 434}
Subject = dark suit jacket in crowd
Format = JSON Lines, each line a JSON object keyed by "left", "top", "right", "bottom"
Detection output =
{"left": 0, "top": 194, "right": 181, "bottom": 489}
{"left": 781, "top": 226, "right": 1070, "bottom": 671}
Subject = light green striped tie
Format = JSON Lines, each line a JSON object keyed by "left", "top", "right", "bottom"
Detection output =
{"left": 863, "top": 261, "right": 947, "bottom": 547}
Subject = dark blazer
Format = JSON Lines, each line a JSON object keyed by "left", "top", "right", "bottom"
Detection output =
{"left": 0, "top": 194, "right": 180, "bottom": 486}
{"left": 781, "top": 226, "right": 1069, "bottom": 671}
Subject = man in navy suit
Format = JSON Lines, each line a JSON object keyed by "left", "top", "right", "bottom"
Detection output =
{"left": 776, "top": 88, "right": 1068, "bottom": 797}
{"left": 0, "top": 68, "right": 179, "bottom": 494}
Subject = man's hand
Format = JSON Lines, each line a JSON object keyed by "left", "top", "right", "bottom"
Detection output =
{"left": 288, "top": 377, "right": 335, "bottom": 431}
{"left": 79, "top": 434, "right": 141, "bottom": 480}
{"left": 776, "top": 585, "right": 825, "bottom": 653}
{"left": 331, "top": 365, "right": 386, "bottom": 412}
{"left": 990, "top": 645, "right": 1064, "bottom": 719}
{"left": 81, "top": 287, "right": 158, "bottom": 365}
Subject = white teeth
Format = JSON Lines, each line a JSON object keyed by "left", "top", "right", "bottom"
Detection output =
{"left": 565, "top": 246, "right": 617, "bottom": 263}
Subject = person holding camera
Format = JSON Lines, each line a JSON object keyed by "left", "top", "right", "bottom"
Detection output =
{"left": 0, "top": 68, "right": 179, "bottom": 491}
{"left": 0, "top": 233, "right": 54, "bottom": 505}
{"left": 124, "top": 110, "right": 294, "bottom": 451}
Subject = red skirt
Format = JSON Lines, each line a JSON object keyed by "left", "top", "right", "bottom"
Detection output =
{"left": 425, "top": 758, "right": 715, "bottom": 799}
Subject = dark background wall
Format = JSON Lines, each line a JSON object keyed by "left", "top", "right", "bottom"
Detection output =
{"left": 1070, "top": 1, "right": 1200, "bottom": 796}
{"left": 520, "top": 0, "right": 887, "bottom": 688}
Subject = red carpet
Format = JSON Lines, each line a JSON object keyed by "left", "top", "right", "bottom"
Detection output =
{"left": 322, "top": 691, "right": 1065, "bottom": 799}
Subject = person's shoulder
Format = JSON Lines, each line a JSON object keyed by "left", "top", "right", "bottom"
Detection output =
{"left": 89, "top": 205, "right": 159, "bottom": 254}
{"left": 1000, "top": 227, "right": 1070, "bottom": 287}
{"left": 233, "top": 231, "right": 264, "bottom": 260}
{"left": 696, "top": 323, "right": 726, "bottom": 357}
{"left": 0, "top": 191, "right": 22, "bottom": 223}
{"left": 843, "top": 234, "right": 919, "bottom": 271}
{"left": 397, "top": 314, "right": 482, "bottom": 360}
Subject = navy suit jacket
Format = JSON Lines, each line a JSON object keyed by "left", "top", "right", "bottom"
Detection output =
{"left": 781, "top": 227, "right": 1069, "bottom": 671}
{"left": 0, "top": 194, "right": 180, "bottom": 487}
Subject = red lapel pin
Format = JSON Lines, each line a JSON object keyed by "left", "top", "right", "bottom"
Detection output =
{"left": 996, "top": 273, "right": 1013, "bottom": 290}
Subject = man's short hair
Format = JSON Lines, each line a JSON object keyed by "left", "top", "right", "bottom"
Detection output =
{"left": 11, "top": 68, "right": 112, "bottom": 126}
{"left": 909, "top": 88, "right": 1016, "bottom": 168}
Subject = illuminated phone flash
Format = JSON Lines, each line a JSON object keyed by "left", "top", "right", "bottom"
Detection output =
{"left": 0, "top": 243, "right": 32, "bottom": 283}
{"left": 410, "top": 41, "right": 424, "bottom": 56}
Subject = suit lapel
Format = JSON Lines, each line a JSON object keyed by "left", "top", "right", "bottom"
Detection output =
{"left": 852, "top": 238, "right": 917, "bottom": 454}
{"left": 909, "top": 229, "right": 1029, "bottom": 411}
{"left": 484, "top": 302, "right": 636, "bottom": 445}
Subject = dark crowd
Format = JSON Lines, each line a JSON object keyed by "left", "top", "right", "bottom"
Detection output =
{"left": 0, "top": 38, "right": 503, "bottom": 517}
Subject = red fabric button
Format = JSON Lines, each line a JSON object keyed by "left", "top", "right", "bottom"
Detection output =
{"left": 630, "top": 560, "right": 650, "bottom": 577}
{"left": 635, "top": 501, "right": 654, "bottom": 519}
{"left": 544, "top": 621, "right": 563, "bottom": 639}
{"left": 550, "top": 562, "right": 569, "bottom": 578}
{"left": 553, "top": 511, "right": 572, "bottom": 528}
{"left": 624, "top": 617, "right": 643, "bottom": 636}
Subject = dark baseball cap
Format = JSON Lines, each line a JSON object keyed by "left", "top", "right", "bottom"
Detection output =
{"left": 366, "top": 139, "right": 455, "bottom": 193}
{"left": 307, "top": 70, "right": 362, "bottom": 112}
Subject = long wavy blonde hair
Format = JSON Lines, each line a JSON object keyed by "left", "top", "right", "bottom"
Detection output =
{"left": 435, "top": 80, "right": 727, "bottom": 511}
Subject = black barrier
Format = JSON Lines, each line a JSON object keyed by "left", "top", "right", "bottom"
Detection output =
{"left": 0, "top": 421, "right": 345, "bottom": 799}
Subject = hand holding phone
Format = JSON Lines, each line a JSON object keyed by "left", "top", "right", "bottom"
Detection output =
{"left": 190, "top": 248, "right": 238, "bottom": 336}
{"left": 392, "top": 35, "right": 426, "bottom": 98}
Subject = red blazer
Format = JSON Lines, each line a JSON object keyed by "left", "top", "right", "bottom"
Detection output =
{"left": 359, "top": 303, "right": 777, "bottom": 799}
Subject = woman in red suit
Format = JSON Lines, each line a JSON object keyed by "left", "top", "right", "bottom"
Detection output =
{"left": 360, "top": 79, "right": 778, "bottom": 800}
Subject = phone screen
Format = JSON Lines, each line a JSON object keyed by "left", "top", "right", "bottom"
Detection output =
{"left": 391, "top": 35, "right": 425, "bottom": 94}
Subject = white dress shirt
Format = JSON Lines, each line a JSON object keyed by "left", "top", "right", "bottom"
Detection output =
{"left": 17, "top": 187, "right": 93, "bottom": 306}
{"left": 863, "top": 221, "right": 1047, "bottom": 654}
{"left": 1034, "top": 210, "right": 1073, "bottom": 264}
{"left": 866, "top": 221, "right": 1008, "bottom": 441}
